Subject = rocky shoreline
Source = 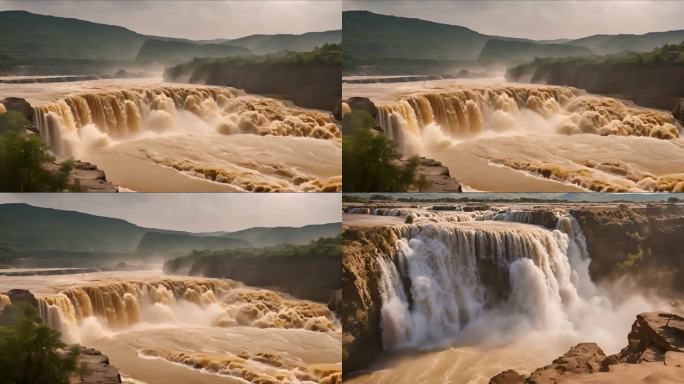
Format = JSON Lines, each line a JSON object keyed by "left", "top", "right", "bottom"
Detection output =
{"left": 490, "top": 312, "right": 684, "bottom": 384}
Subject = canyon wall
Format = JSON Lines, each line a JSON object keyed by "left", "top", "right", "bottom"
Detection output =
{"left": 506, "top": 63, "right": 684, "bottom": 114}
{"left": 165, "top": 62, "right": 341, "bottom": 112}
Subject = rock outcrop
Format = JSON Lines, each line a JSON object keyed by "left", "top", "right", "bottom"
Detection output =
{"left": 166, "top": 62, "right": 340, "bottom": 112}
{"left": 0, "top": 97, "right": 34, "bottom": 124}
{"left": 612, "top": 312, "right": 684, "bottom": 364}
{"left": 342, "top": 225, "right": 399, "bottom": 373}
{"left": 506, "top": 63, "right": 684, "bottom": 115}
{"left": 345, "top": 97, "right": 378, "bottom": 119}
{"left": 71, "top": 348, "right": 122, "bottom": 384}
{"left": 70, "top": 161, "right": 118, "bottom": 192}
{"left": 6, "top": 289, "right": 38, "bottom": 308}
{"left": 571, "top": 205, "right": 684, "bottom": 294}
{"left": 490, "top": 312, "right": 684, "bottom": 384}
{"left": 408, "top": 157, "right": 462, "bottom": 192}
{"left": 527, "top": 343, "right": 607, "bottom": 383}
{"left": 489, "top": 370, "right": 525, "bottom": 384}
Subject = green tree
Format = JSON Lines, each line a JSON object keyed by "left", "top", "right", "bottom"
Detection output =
{"left": 0, "top": 303, "right": 80, "bottom": 384}
{"left": 343, "top": 126, "right": 418, "bottom": 192}
{"left": 0, "top": 117, "right": 75, "bottom": 191}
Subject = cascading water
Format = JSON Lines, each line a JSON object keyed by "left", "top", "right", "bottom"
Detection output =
{"left": 34, "top": 278, "right": 336, "bottom": 345}
{"left": 376, "top": 86, "right": 679, "bottom": 155}
{"left": 363, "top": 83, "right": 684, "bottom": 193}
{"left": 0, "top": 294, "right": 10, "bottom": 310}
{"left": 371, "top": 208, "right": 657, "bottom": 355}
{"left": 33, "top": 86, "right": 340, "bottom": 158}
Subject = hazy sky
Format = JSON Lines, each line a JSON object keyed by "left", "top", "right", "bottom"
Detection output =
{"left": 0, "top": 194, "right": 341, "bottom": 232}
{"left": 343, "top": 1, "right": 684, "bottom": 40}
{"left": 0, "top": 0, "right": 341, "bottom": 40}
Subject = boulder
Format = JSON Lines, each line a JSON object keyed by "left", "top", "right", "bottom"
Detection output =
{"left": 407, "top": 157, "right": 462, "bottom": 192}
{"left": 7, "top": 289, "right": 38, "bottom": 308}
{"left": 489, "top": 370, "right": 525, "bottom": 384}
{"left": 527, "top": 343, "right": 606, "bottom": 383}
{"left": 1, "top": 97, "right": 34, "bottom": 123}
{"left": 614, "top": 312, "right": 684, "bottom": 363}
{"left": 71, "top": 348, "right": 122, "bottom": 384}
{"left": 346, "top": 97, "right": 378, "bottom": 119}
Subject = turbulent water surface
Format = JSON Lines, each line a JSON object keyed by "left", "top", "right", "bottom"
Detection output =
{"left": 0, "top": 270, "right": 341, "bottom": 384}
{"left": 344, "top": 206, "right": 669, "bottom": 384}
{"left": 343, "top": 78, "right": 684, "bottom": 192}
{"left": 0, "top": 78, "right": 341, "bottom": 192}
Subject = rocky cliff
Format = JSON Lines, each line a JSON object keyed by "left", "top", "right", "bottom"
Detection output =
{"left": 572, "top": 204, "right": 684, "bottom": 295}
{"left": 506, "top": 62, "right": 684, "bottom": 115}
{"left": 342, "top": 225, "right": 399, "bottom": 372}
{"left": 165, "top": 62, "right": 340, "bottom": 112}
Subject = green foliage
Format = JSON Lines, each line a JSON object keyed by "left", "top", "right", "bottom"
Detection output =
{"left": 343, "top": 127, "right": 418, "bottom": 192}
{"left": 164, "top": 235, "right": 342, "bottom": 274}
{"left": 0, "top": 111, "right": 33, "bottom": 134}
{"left": 509, "top": 41, "right": 684, "bottom": 77}
{"left": 0, "top": 131, "right": 74, "bottom": 192}
{"left": 169, "top": 43, "right": 341, "bottom": 72}
{"left": 342, "top": 110, "right": 376, "bottom": 134}
{"left": 0, "top": 303, "right": 79, "bottom": 384}
{"left": 618, "top": 246, "right": 652, "bottom": 270}
{"left": 135, "top": 39, "right": 250, "bottom": 64}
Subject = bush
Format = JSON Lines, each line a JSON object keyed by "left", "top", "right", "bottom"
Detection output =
{"left": 0, "top": 303, "right": 80, "bottom": 384}
{"left": 343, "top": 127, "right": 418, "bottom": 192}
{"left": 0, "top": 130, "right": 74, "bottom": 192}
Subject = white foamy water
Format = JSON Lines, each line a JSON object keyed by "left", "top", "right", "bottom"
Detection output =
{"left": 0, "top": 78, "right": 341, "bottom": 192}
{"left": 345, "top": 208, "right": 669, "bottom": 384}
{"left": 0, "top": 270, "right": 341, "bottom": 384}
{"left": 343, "top": 78, "right": 684, "bottom": 192}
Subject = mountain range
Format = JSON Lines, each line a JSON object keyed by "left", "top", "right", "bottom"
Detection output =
{"left": 0, "top": 203, "right": 340, "bottom": 260}
{"left": 343, "top": 10, "right": 684, "bottom": 64}
{"left": 0, "top": 10, "right": 341, "bottom": 63}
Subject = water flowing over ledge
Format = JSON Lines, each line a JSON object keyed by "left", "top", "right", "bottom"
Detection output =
{"left": 344, "top": 79, "right": 684, "bottom": 192}
{"left": 1, "top": 78, "right": 342, "bottom": 192}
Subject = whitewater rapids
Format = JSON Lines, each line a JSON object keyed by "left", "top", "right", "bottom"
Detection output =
{"left": 0, "top": 270, "right": 341, "bottom": 384}
{"left": 342, "top": 78, "right": 684, "bottom": 192}
{"left": 343, "top": 206, "right": 669, "bottom": 384}
{"left": 0, "top": 78, "right": 341, "bottom": 192}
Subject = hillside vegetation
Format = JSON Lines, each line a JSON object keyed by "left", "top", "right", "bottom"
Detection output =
{"left": 136, "top": 39, "right": 249, "bottom": 64}
{"left": 342, "top": 10, "right": 684, "bottom": 73}
{"left": 163, "top": 236, "right": 341, "bottom": 302}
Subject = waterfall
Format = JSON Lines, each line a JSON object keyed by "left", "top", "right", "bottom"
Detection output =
{"left": 36, "top": 278, "right": 235, "bottom": 344}
{"left": 0, "top": 294, "right": 10, "bottom": 310}
{"left": 375, "top": 85, "right": 679, "bottom": 154}
{"left": 32, "top": 86, "right": 341, "bottom": 158}
{"left": 376, "top": 213, "right": 598, "bottom": 350}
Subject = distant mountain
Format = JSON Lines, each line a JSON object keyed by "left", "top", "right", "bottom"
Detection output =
{"left": 222, "top": 30, "right": 341, "bottom": 55}
{"left": 479, "top": 39, "right": 592, "bottom": 63}
{"left": 343, "top": 10, "right": 684, "bottom": 68}
{"left": 217, "top": 222, "right": 341, "bottom": 247}
{"left": 0, "top": 203, "right": 147, "bottom": 253}
{"left": 136, "top": 39, "right": 249, "bottom": 64}
{"left": 0, "top": 10, "right": 152, "bottom": 60}
{"left": 343, "top": 10, "right": 508, "bottom": 61}
{"left": 0, "top": 203, "right": 341, "bottom": 266}
{"left": 0, "top": 10, "right": 337, "bottom": 65}
{"left": 566, "top": 30, "right": 684, "bottom": 55}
